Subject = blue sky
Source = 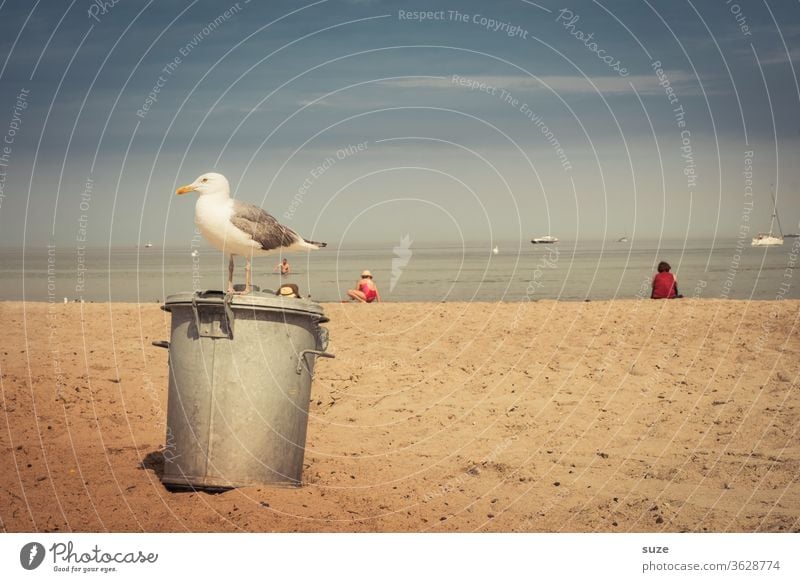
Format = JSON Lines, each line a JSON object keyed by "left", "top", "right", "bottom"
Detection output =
{"left": 0, "top": 0, "right": 798, "bottom": 247}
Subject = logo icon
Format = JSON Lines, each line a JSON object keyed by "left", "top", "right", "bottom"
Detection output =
{"left": 390, "top": 234, "right": 413, "bottom": 291}
{"left": 20, "top": 542, "right": 46, "bottom": 570}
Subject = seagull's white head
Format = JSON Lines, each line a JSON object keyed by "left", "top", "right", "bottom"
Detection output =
{"left": 176, "top": 172, "right": 230, "bottom": 197}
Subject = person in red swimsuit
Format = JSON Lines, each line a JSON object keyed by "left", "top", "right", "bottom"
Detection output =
{"left": 347, "top": 270, "right": 381, "bottom": 303}
{"left": 651, "top": 261, "right": 681, "bottom": 299}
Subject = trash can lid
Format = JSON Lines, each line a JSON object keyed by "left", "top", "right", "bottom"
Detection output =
{"left": 163, "top": 290, "right": 329, "bottom": 322}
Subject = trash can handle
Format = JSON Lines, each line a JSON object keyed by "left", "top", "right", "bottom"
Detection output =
{"left": 295, "top": 349, "right": 335, "bottom": 375}
{"left": 191, "top": 292, "right": 235, "bottom": 339}
{"left": 151, "top": 340, "right": 170, "bottom": 349}
{"left": 223, "top": 293, "right": 235, "bottom": 336}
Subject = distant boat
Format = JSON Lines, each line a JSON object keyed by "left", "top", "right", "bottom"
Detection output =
{"left": 751, "top": 191, "right": 784, "bottom": 247}
{"left": 191, "top": 249, "right": 199, "bottom": 257}
{"left": 751, "top": 233, "right": 783, "bottom": 247}
{"left": 492, "top": 246, "right": 499, "bottom": 255}
{"left": 531, "top": 235, "right": 558, "bottom": 244}
{"left": 617, "top": 234, "right": 629, "bottom": 243}
{"left": 145, "top": 241, "right": 153, "bottom": 248}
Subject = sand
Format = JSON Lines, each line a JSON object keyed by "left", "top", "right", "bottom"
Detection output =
{"left": 1, "top": 299, "right": 798, "bottom": 532}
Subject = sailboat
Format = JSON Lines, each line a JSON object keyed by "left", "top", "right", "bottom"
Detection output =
{"left": 751, "top": 191, "right": 784, "bottom": 247}
{"left": 617, "top": 233, "right": 629, "bottom": 243}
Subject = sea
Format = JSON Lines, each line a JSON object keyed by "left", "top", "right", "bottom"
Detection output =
{"left": 2, "top": 238, "right": 798, "bottom": 303}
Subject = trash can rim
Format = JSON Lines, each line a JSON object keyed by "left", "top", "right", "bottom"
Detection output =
{"left": 163, "top": 290, "right": 329, "bottom": 322}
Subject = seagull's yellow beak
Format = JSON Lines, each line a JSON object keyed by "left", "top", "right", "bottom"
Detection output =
{"left": 175, "top": 184, "right": 195, "bottom": 195}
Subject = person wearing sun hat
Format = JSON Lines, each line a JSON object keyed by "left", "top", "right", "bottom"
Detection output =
{"left": 276, "top": 283, "right": 301, "bottom": 298}
{"left": 346, "top": 270, "right": 381, "bottom": 303}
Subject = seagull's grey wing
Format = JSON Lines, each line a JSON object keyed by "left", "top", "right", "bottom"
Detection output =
{"left": 229, "top": 200, "right": 302, "bottom": 251}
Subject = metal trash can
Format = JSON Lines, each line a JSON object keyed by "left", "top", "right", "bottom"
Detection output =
{"left": 153, "top": 290, "right": 333, "bottom": 490}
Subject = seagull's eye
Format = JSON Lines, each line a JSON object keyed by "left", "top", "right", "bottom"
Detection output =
{"left": 201, "top": 178, "right": 208, "bottom": 183}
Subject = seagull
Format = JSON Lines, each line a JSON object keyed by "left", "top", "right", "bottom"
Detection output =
{"left": 176, "top": 172, "right": 326, "bottom": 294}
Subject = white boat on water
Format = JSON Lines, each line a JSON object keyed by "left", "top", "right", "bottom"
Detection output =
{"left": 531, "top": 235, "right": 558, "bottom": 244}
{"left": 617, "top": 235, "right": 629, "bottom": 243}
{"left": 145, "top": 241, "right": 153, "bottom": 248}
{"left": 751, "top": 191, "right": 784, "bottom": 247}
{"left": 492, "top": 246, "right": 499, "bottom": 255}
{"left": 751, "top": 233, "right": 783, "bottom": 247}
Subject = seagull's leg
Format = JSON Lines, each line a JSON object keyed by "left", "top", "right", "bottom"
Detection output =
{"left": 243, "top": 257, "right": 252, "bottom": 295}
{"left": 227, "top": 255, "right": 236, "bottom": 294}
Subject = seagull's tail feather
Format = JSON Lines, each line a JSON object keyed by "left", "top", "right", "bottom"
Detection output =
{"left": 302, "top": 238, "right": 327, "bottom": 249}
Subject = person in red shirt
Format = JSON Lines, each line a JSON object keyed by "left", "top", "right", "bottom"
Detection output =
{"left": 651, "top": 261, "right": 682, "bottom": 299}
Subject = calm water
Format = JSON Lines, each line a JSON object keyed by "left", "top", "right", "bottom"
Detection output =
{"left": 2, "top": 238, "right": 798, "bottom": 303}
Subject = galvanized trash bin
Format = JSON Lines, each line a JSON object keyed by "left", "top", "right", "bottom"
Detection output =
{"left": 153, "top": 290, "right": 333, "bottom": 490}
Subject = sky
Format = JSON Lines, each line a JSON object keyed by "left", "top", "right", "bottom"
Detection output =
{"left": 0, "top": 0, "right": 798, "bottom": 248}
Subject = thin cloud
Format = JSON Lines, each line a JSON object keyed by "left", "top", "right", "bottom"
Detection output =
{"left": 758, "top": 47, "right": 800, "bottom": 65}
{"left": 296, "top": 98, "right": 334, "bottom": 107}
{"left": 380, "top": 72, "right": 700, "bottom": 96}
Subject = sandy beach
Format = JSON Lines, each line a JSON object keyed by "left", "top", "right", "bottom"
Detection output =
{"left": 1, "top": 299, "right": 798, "bottom": 533}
